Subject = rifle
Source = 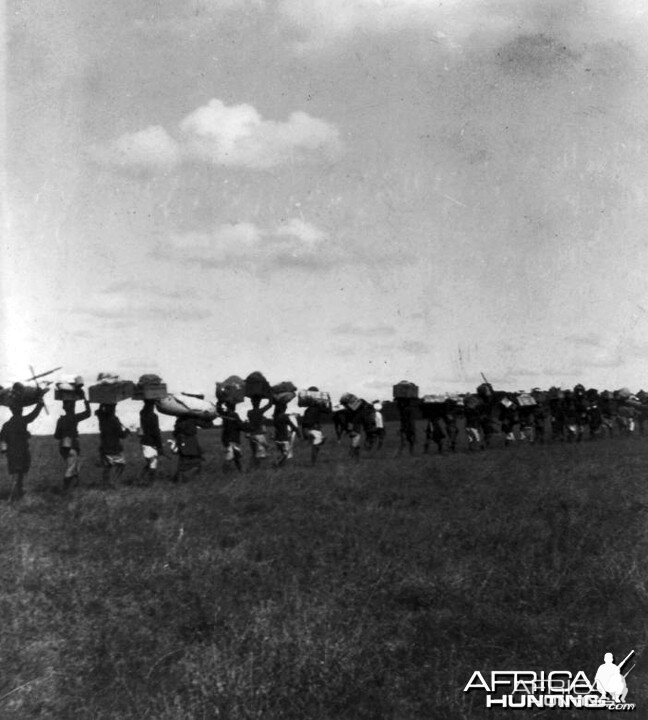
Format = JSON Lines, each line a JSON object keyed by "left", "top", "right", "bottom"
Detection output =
{"left": 618, "top": 650, "right": 635, "bottom": 678}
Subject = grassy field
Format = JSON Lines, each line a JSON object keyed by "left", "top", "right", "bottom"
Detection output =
{"left": 0, "top": 423, "right": 646, "bottom": 719}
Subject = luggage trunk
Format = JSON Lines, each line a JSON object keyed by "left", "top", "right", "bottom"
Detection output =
{"left": 133, "top": 383, "right": 168, "bottom": 400}
{"left": 298, "top": 390, "right": 332, "bottom": 410}
{"left": 421, "top": 395, "right": 446, "bottom": 420}
{"left": 88, "top": 381, "right": 135, "bottom": 404}
{"left": 516, "top": 394, "right": 537, "bottom": 407}
{"left": 393, "top": 381, "right": 419, "bottom": 399}
{"left": 55, "top": 387, "right": 85, "bottom": 402}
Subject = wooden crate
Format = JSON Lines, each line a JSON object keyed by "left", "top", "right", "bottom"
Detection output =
{"left": 55, "top": 388, "right": 84, "bottom": 402}
{"left": 88, "top": 381, "right": 135, "bottom": 404}
{"left": 393, "top": 382, "right": 419, "bottom": 399}
{"left": 298, "top": 390, "right": 331, "bottom": 409}
{"left": 133, "top": 383, "right": 168, "bottom": 400}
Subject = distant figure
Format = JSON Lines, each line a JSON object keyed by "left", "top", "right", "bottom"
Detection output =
{"left": 573, "top": 385, "right": 589, "bottom": 442}
{"left": 549, "top": 391, "right": 566, "bottom": 441}
{"left": 636, "top": 391, "right": 648, "bottom": 435}
{"left": 423, "top": 402, "right": 446, "bottom": 455}
{"left": 617, "top": 403, "right": 637, "bottom": 436}
{"left": 54, "top": 393, "right": 91, "bottom": 491}
{"left": 361, "top": 403, "right": 378, "bottom": 451}
{"left": 518, "top": 403, "right": 535, "bottom": 443}
{"left": 424, "top": 417, "right": 446, "bottom": 455}
{"left": 172, "top": 415, "right": 204, "bottom": 483}
{"left": 247, "top": 397, "right": 273, "bottom": 468}
{"left": 0, "top": 399, "right": 45, "bottom": 501}
{"left": 139, "top": 399, "right": 164, "bottom": 485}
{"left": 287, "top": 412, "right": 300, "bottom": 460}
{"left": 599, "top": 391, "right": 617, "bottom": 438}
{"left": 272, "top": 402, "right": 300, "bottom": 467}
{"left": 499, "top": 398, "right": 518, "bottom": 446}
{"left": 595, "top": 653, "right": 628, "bottom": 703}
{"left": 396, "top": 398, "right": 417, "bottom": 456}
{"left": 217, "top": 401, "right": 244, "bottom": 473}
{"left": 477, "top": 385, "right": 496, "bottom": 449}
{"left": 464, "top": 396, "right": 484, "bottom": 451}
{"left": 301, "top": 404, "right": 328, "bottom": 465}
{"left": 532, "top": 401, "right": 547, "bottom": 444}
{"left": 339, "top": 399, "right": 366, "bottom": 461}
{"left": 95, "top": 404, "right": 130, "bottom": 488}
{"left": 332, "top": 406, "right": 347, "bottom": 442}
{"left": 444, "top": 400, "right": 459, "bottom": 452}
{"left": 587, "top": 401, "right": 603, "bottom": 440}
{"left": 372, "top": 401, "right": 385, "bottom": 450}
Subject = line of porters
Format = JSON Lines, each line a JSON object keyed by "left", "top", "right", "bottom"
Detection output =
{"left": 2, "top": 371, "right": 648, "bottom": 502}
{"left": 3, "top": 371, "right": 646, "bottom": 444}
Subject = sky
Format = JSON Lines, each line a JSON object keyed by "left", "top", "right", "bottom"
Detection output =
{"left": 5, "top": 0, "right": 648, "bottom": 433}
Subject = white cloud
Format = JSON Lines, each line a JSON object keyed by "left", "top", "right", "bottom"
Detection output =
{"left": 74, "top": 284, "right": 211, "bottom": 322}
{"left": 163, "top": 218, "right": 336, "bottom": 270}
{"left": 275, "top": 217, "right": 326, "bottom": 246}
{"left": 91, "top": 125, "right": 181, "bottom": 170}
{"left": 94, "top": 99, "right": 340, "bottom": 172}
{"left": 401, "top": 340, "right": 428, "bottom": 355}
{"left": 276, "top": 0, "right": 517, "bottom": 49}
{"left": 332, "top": 323, "right": 396, "bottom": 337}
{"left": 276, "top": 0, "right": 648, "bottom": 53}
{"left": 179, "top": 100, "right": 340, "bottom": 168}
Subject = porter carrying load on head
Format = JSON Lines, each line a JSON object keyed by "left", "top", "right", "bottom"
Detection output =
{"left": 54, "top": 382, "right": 91, "bottom": 491}
{"left": 301, "top": 387, "right": 331, "bottom": 463}
{"left": 1, "top": 394, "right": 46, "bottom": 501}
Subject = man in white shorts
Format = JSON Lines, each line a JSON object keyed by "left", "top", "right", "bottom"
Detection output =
{"left": 54, "top": 395, "right": 92, "bottom": 491}
{"left": 139, "top": 399, "right": 164, "bottom": 484}
{"left": 301, "top": 403, "right": 328, "bottom": 465}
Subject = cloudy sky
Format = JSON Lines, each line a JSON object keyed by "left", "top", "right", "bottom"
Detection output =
{"left": 5, "top": 0, "right": 648, "bottom": 432}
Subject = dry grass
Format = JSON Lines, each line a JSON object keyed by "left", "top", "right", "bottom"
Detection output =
{"left": 0, "top": 425, "right": 646, "bottom": 718}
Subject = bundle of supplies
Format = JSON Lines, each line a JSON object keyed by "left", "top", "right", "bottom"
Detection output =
{"left": 393, "top": 380, "right": 419, "bottom": 399}
{"left": 88, "top": 373, "right": 135, "bottom": 404}
{"left": 244, "top": 371, "right": 271, "bottom": 399}
{"left": 298, "top": 387, "right": 332, "bottom": 410}
{"left": 156, "top": 392, "right": 218, "bottom": 421}
{"left": 133, "top": 373, "right": 167, "bottom": 400}
{"left": 271, "top": 381, "right": 297, "bottom": 404}
{"left": 55, "top": 374, "right": 85, "bottom": 401}
{"left": 216, "top": 375, "right": 245, "bottom": 404}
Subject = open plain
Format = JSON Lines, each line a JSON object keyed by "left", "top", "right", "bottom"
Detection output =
{"left": 1, "top": 425, "right": 646, "bottom": 719}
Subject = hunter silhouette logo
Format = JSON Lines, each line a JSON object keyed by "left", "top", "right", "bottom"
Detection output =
{"left": 464, "top": 649, "right": 636, "bottom": 711}
{"left": 595, "top": 651, "right": 634, "bottom": 704}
